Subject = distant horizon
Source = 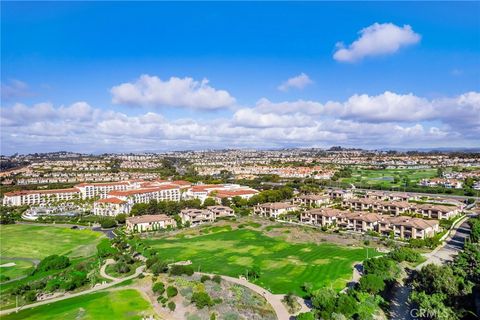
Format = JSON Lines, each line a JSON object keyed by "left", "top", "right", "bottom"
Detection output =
{"left": 3, "top": 145, "right": 480, "bottom": 157}
{"left": 1, "top": 2, "right": 479, "bottom": 154}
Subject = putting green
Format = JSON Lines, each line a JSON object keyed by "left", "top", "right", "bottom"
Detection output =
{"left": 145, "top": 229, "right": 380, "bottom": 295}
{"left": 0, "top": 259, "right": 35, "bottom": 282}
{"left": 1, "top": 289, "right": 154, "bottom": 320}
{"left": 0, "top": 225, "right": 103, "bottom": 260}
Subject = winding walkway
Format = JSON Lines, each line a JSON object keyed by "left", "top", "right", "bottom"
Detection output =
{"left": 0, "top": 261, "right": 145, "bottom": 316}
{"left": 196, "top": 272, "right": 310, "bottom": 320}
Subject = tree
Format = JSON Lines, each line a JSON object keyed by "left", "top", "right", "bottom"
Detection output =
{"left": 311, "top": 288, "right": 337, "bottom": 318}
{"left": 36, "top": 255, "right": 70, "bottom": 273}
{"left": 359, "top": 274, "right": 386, "bottom": 294}
{"left": 410, "top": 292, "right": 458, "bottom": 320}
{"left": 203, "top": 197, "right": 216, "bottom": 207}
{"left": 296, "top": 312, "right": 315, "bottom": 320}
{"left": 114, "top": 261, "right": 131, "bottom": 274}
{"left": 167, "top": 301, "right": 176, "bottom": 311}
{"left": 115, "top": 213, "right": 127, "bottom": 224}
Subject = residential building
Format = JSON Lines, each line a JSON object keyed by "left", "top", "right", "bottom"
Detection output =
{"left": 126, "top": 214, "right": 177, "bottom": 233}
{"left": 2, "top": 188, "right": 81, "bottom": 206}
{"left": 206, "top": 205, "right": 235, "bottom": 218}
{"left": 253, "top": 202, "right": 299, "bottom": 218}
{"left": 179, "top": 208, "right": 215, "bottom": 226}
{"left": 294, "top": 194, "right": 330, "bottom": 207}
{"left": 93, "top": 197, "right": 129, "bottom": 216}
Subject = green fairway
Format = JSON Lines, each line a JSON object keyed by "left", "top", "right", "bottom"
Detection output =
{"left": 0, "top": 224, "right": 103, "bottom": 260}
{"left": 342, "top": 168, "right": 437, "bottom": 188}
{"left": 145, "top": 229, "right": 379, "bottom": 295}
{"left": 0, "top": 258, "right": 35, "bottom": 282}
{"left": 2, "top": 289, "right": 154, "bottom": 320}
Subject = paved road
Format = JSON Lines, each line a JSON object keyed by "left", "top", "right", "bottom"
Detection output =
{"left": 389, "top": 218, "right": 471, "bottom": 320}
{"left": 0, "top": 261, "right": 145, "bottom": 316}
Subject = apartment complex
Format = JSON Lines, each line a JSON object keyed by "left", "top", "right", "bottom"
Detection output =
{"left": 2, "top": 188, "right": 81, "bottom": 206}
{"left": 300, "top": 208, "right": 439, "bottom": 239}
{"left": 126, "top": 214, "right": 177, "bottom": 232}
{"left": 253, "top": 202, "right": 299, "bottom": 218}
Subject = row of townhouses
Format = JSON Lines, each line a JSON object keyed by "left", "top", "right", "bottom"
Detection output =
{"left": 125, "top": 205, "right": 235, "bottom": 232}
{"left": 300, "top": 208, "right": 439, "bottom": 239}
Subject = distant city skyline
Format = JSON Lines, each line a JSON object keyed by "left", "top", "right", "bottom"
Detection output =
{"left": 1, "top": 2, "right": 479, "bottom": 154}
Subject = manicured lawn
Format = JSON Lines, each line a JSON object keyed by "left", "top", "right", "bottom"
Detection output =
{"left": 0, "top": 225, "right": 104, "bottom": 260}
{"left": 342, "top": 168, "right": 437, "bottom": 188}
{"left": 2, "top": 289, "right": 154, "bottom": 320}
{"left": 0, "top": 258, "right": 35, "bottom": 281}
{"left": 145, "top": 229, "right": 380, "bottom": 295}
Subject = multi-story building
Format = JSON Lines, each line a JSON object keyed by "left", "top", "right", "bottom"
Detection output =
{"left": 75, "top": 181, "right": 141, "bottom": 199}
{"left": 93, "top": 197, "right": 130, "bottom": 216}
{"left": 126, "top": 214, "right": 177, "bottom": 233}
{"left": 2, "top": 188, "right": 81, "bottom": 206}
{"left": 206, "top": 205, "right": 235, "bottom": 219}
{"left": 179, "top": 208, "right": 215, "bottom": 226}
{"left": 294, "top": 194, "right": 330, "bottom": 207}
{"left": 253, "top": 202, "right": 299, "bottom": 218}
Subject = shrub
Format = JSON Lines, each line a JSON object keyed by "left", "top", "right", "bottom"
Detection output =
{"left": 296, "top": 312, "right": 315, "bottom": 320}
{"left": 36, "top": 255, "right": 70, "bottom": 273}
{"left": 389, "top": 247, "right": 421, "bottom": 263}
{"left": 212, "top": 275, "right": 222, "bottom": 284}
{"left": 24, "top": 291, "right": 37, "bottom": 302}
{"left": 96, "top": 239, "right": 117, "bottom": 258}
{"left": 114, "top": 261, "right": 131, "bottom": 274}
{"left": 152, "top": 282, "right": 165, "bottom": 295}
{"left": 150, "top": 262, "right": 169, "bottom": 275}
{"left": 169, "top": 265, "right": 194, "bottom": 276}
{"left": 168, "top": 301, "right": 176, "bottom": 311}
{"left": 200, "top": 275, "right": 211, "bottom": 283}
{"left": 167, "top": 286, "right": 178, "bottom": 298}
{"left": 191, "top": 291, "right": 214, "bottom": 309}
{"left": 100, "top": 218, "right": 117, "bottom": 229}
{"left": 115, "top": 213, "right": 127, "bottom": 224}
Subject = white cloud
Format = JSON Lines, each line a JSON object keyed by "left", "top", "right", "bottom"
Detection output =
{"left": 333, "top": 23, "right": 421, "bottom": 63}
{"left": 1, "top": 91, "right": 478, "bottom": 154}
{"left": 1, "top": 79, "right": 31, "bottom": 101}
{"left": 110, "top": 74, "right": 236, "bottom": 109}
{"left": 277, "top": 73, "right": 313, "bottom": 91}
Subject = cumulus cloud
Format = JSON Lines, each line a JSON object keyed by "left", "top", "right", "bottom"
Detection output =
{"left": 1, "top": 79, "right": 31, "bottom": 101}
{"left": 110, "top": 74, "right": 236, "bottom": 109}
{"left": 277, "top": 73, "right": 313, "bottom": 91}
{"left": 333, "top": 23, "right": 421, "bottom": 62}
{"left": 1, "top": 91, "right": 478, "bottom": 154}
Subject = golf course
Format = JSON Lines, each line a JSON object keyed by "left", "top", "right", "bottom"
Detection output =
{"left": 0, "top": 224, "right": 104, "bottom": 260}
{"left": 1, "top": 289, "right": 154, "bottom": 320}
{"left": 144, "top": 229, "right": 380, "bottom": 295}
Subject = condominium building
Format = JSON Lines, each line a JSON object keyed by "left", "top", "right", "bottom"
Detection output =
{"left": 126, "top": 214, "right": 177, "bottom": 233}
{"left": 93, "top": 197, "right": 129, "bottom": 216}
{"left": 253, "top": 202, "right": 299, "bottom": 218}
{"left": 294, "top": 194, "right": 330, "bottom": 207}
{"left": 206, "top": 205, "right": 235, "bottom": 218}
{"left": 179, "top": 208, "right": 215, "bottom": 226}
{"left": 75, "top": 181, "right": 141, "bottom": 199}
{"left": 2, "top": 188, "right": 81, "bottom": 206}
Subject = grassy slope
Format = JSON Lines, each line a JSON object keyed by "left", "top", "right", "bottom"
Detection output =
{"left": 0, "top": 259, "right": 35, "bottom": 280}
{"left": 145, "top": 229, "right": 380, "bottom": 295}
{"left": 2, "top": 289, "right": 154, "bottom": 320}
{"left": 0, "top": 225, "right": 103, "bottom": 260}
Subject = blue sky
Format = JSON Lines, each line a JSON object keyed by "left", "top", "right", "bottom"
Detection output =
{"left": 1, "top": 2, "right": 479, "bottom": 154}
